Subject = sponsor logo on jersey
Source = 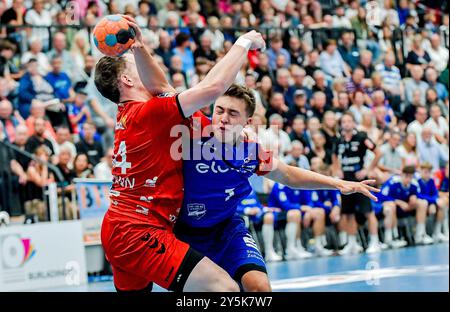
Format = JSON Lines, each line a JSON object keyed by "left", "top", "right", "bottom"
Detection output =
{"left": 187, "top": 203, "right": 207, "bottom": 219}
{"left": 243, "top": 233, "right": 259, "bottom": 250}
{"left": 140, "top": 196, "right": 154, "bottom": 203}
{"left": 112, "top": 175, "right": 135, "bottom": 189}
{"left": 136, "top": 205, "right": 149, "bottom": 216}
{"left": 144, "top": 177, "right": 158, "bottom": 187}
{"left": 111, "top": 200, "right": 118, "bottom": 206}
{"left": 169, "top": 214, "right": 177, "bottom": 223}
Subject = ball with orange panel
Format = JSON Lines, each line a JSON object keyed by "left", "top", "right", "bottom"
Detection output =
{"left": 93, "top": 15, "right": 136, "bottom": 57}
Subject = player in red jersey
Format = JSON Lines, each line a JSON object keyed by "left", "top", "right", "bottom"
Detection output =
{"left": 96, "top": 16, "right": 266, "bottom": 292}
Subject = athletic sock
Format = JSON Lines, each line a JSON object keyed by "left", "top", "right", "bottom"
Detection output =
{"left": 339, "top": 231, "right": 348, "bottom": 245}
{"left": 434, "top": 222, "right": 443, "bottom": 236}
{"left": 416, "top": 223, "right": 426, "bottom": 238}
{"left": 348, "top": 235, "right": 357, "bottom": 246}
{"left": 285, "top": 222, "right": 297, "bottom": 250}
{"left": 369, "top": 234, "right": 379, "bottom": 246}
{"left": 393, "top": 226, "right": 399, "bottom": 239}
{"left": 262, "top": 224, "right": 275, "bottom": 253}
{"left": 385, "top": 229, "right": 393, "bottom": 243}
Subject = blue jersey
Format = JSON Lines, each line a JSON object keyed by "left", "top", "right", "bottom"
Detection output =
{"left": 179, "top": 136, "right": 270, "bottom": 228}
{"left": 236, "top": 190, "right": 263, "bottom": 215}
{"left": 310, "top": 190, "right": 340, "bottom": 213}
{"left": 267, "top": 183, "right": 312, "bottom": 211}
{"left": 379, "top": 175, "right": 421, "bottom": 202}
{"left": 418, "top": 178, "right": 438, "bottom": 204}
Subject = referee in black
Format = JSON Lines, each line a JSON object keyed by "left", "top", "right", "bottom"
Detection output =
{"left": 332, "top": 112, "right": 383, "bottom": 255}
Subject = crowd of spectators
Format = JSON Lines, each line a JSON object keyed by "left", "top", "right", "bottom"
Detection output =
{"left": 0, "top": 0, "right": 448, "bottom": 256}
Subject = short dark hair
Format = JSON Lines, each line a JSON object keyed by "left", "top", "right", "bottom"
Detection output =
{"left": 402, "top": 165, "right": 416, "bottom": 175}
{"left": 94, "top": 56, "right": 126, "bottom": 103}
{"left": 175, "top": 33, "right": 190, "bottom": 47}
{"left": 222, "top": 84, "right": 256, "bottom": 117}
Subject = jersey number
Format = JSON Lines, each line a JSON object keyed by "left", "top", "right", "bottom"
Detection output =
{"left": 225, "top": 188, "right": 235, "bottom": 202}
{"left": 113, "top": 141, "right": 132, "bottom": 174}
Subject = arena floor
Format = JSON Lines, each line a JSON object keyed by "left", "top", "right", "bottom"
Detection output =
{"left": 36, "top": 243, "right": 448, "bottom": 292}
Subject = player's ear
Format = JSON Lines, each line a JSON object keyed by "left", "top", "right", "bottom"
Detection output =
{"left": 246, "top": 117, "right": 253, "bottom": 126}
{"left": 120, "top": 74, "right": 134, "bottom": 87}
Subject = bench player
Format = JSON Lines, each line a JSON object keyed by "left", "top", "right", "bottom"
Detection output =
{"left": 96, "top": 16, "right": 265, "bottom": 292}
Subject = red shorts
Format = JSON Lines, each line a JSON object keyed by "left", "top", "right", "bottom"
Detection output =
{"left": 101, "top": 210, "right": 203, "bottom": 291}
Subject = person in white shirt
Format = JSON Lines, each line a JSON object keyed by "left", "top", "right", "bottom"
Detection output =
{"left": 53, "top": 126, "right": 77, "bottom": 163}
{"left": 264, "top": 114, "right": 291, "bottom": 158}
{"left": 24, "top": 0, "right": 52, "bottom": 51}
{"left": 407, "top": 105, "right": 429, "bottom": 141}
{"left": 94, "top": 148, "right": 113, "bottom": 181}
{"left": 424, "top": 104, "right": 449, "bottom": 144}
{"left": 425, "top": 33, "right": 449, "bottom": 73}
{"left": 20, "top": 38, "right": 51, "bottom": 76}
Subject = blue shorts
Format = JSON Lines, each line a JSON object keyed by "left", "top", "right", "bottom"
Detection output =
{"left": 174, "top": 214, "right": 267, "bottom": 282}
{"left": 249, "top": 209, "right": 279, "bottom": 225}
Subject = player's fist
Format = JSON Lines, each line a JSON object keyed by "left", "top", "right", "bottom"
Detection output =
{"left": 240, "top": 30, "right": 266, "bottom": 51}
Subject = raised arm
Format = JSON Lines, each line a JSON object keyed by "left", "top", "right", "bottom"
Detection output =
{"left": 266, "top": 158, "right": 380, "bottom": 201}
{"left": 177, "top": 31, "right": 265, "bottom": 117}
{"left": 124, "top": 15, "right": 175, "bottom": 95}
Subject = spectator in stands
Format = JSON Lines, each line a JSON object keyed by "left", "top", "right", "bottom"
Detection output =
{"left": 0, "top": 0, "right": 26, "bottom": 51}
{"left": 0, "top": 99, "right": 23, "bottom": 142}
{"left": 256, "top": 75, "right": 273, "bottom": 109}
{"left": 310, "top": 91, "right": 327, "bottom": 121}
{"left": 266, "top": 35, "right": 290, "bottom": 71}
{"left": 338, "top": 31, "right": 360, "bottom": 70}
{"left": 321, "top": 111, "right": 338, "bottom": 154}
{"left": 53, "top": 126, "right": 76, "bottom": 160}
{"left": 54, "top": 146, "right": 76, "bottom": 205}
{"left": 407, "top": 105, "right": 428, "bottom": 141}
{"left": 47, "top": 32, "right": 75, "bottom": 77}
{"left": 0, "top": 40, "right": 22, "bottom": 80}
{"left": 311, "top": 70, "right": 333, "bottom": 107}
{"left": 265, "top": 92, "right": 290, "bottom": 122}
{"left": 306, "top": 131, "right": 332, "bottom": 165}
{"left": 25, "top": 116, "right": 54, "bottom": 156}
{"left": 75, "top": 122, "right": 103, "bottom": 166}
{"left": 25, "top": 0, "right": 52, "bottom": 51}
{"left": 274, "top": 68, "right": 295, "bottom": 108}
{"left": 25, "top": 100, "right": 55, "bottom": 139}
{"left": 202, "top": 16, "right": 224, "bottom": 51}
{"left": 289, "top": 115, "right": 310, "bottom": 152}
{"left": 349, "top": 90, "right": 371, "bottom": 124}
{"left": 398, "top": 132, "right": 420, "bottom": 167}
{"left": 406, "top": 34, "right": 431, "bottom": 71}
{"left": 357, "top": 50, "right": 375, "bottom": 78}
{"left": 425, "top": 67, "right": 449, "bottom": 103}
{"left": 154, "top": 31, "right": 174, "bottom": 69}
{"left": 291, "top": 66, "right": 311, "bottom": 97}
{"left": 426, "top": 33, "right": 449, "bottom": 74}
{"left": 20, "top": 37, "right": 51, "bottom": 76}
{"left": 319, "top": 39, "right": 351, "bottom": 80}
{"left": 25, "top": 145, "right": 54, "bottom": 221}
{"left": 264, "top": 113, "right": 291, "bottom": 157}
{"left": 304, "top": 50, "right": 321, "bottom": 78}
{"left": 73, "top": 152, "right": 94, "bottom": 179}
{"left": 194, "top": 34, "right": 217, "bottom": 62}
{"left": 426, "top": 88, "right": 448, "bottom": 118}
{"left": 68, "top": 88, "right": 91, "bottom": 134}
{"left": 333, "top": 91, "right": 351, "bottom": 119}
{"left": 424, "top": 104, "right": 448, "bottom": 145}
{"left": 358, "top": 110, "right": 382, "bottom": 145}
{"left": 418, "top": 127, "right": 448, "bottom": 173}
{"left": 172, "top": 33, "right": 195, "bottom": 79}
{"left": 94, "top": 147, "right": 113, "bottom": 181}
{"left": 373, "top": 130, "right": 403, "bottom": 184}
{"left": 18, "top": 58, "right": 56, "bottom": 119}
{"left": 283, "top": 140, "right": 310, "bottom": 170}
{"left": 288, "top": 36, "right": 304, "bottom": 66}
{"left": 404, "top": 65, "right": 429, "bottom": 106}
{"left": 375, "top": 52, "right": 404, "bottom": 112}
{"left": 288, "top": 90, "right": 313, "bottom": 120}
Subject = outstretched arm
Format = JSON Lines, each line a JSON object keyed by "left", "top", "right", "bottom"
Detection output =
{"left": 177, "top": 31, "right": 265, "bottom": 117}
{"left": 124, "top": 15, "right": 175, "bottom": 95}
{"left": 266, "top": 158, "right": 380, "bottom": 201}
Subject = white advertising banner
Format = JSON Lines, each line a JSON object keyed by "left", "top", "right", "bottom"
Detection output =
{"left": 0, "top": 220, "right": 87, "bottom": 291}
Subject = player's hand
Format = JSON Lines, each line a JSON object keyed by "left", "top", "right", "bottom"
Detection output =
{"left": 240, "top": 30, "right": 266, "bottom": 51}
{"left": 338, "top": 179, "right": 380, "bottom": 201}
{"left": 121, "top": 14, "right": 144, "bottom": 50}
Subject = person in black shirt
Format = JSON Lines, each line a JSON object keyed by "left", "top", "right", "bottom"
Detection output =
{"left": 75, "top": 122, "right": 103, "bottom": 166}
{"left": 307, "top": 131, "right": 332, "bottom": 165}
{"left": 25, "top": 117, "right": 55, "bottom": 156}
{"left": 154, "top": 31, "right": 174, "bottom": 69}
{"left": 193, "top": 35, "right": 217, "bottom": 62}
{"left": 288, "top": 89, "right": 313, "bottom": 120}
{"left": 332, "top": 112, "right": 382, "bottom": 255}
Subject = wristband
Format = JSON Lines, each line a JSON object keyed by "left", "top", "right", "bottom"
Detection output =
{"left": 235, "top": 37, "right": 252, "bottom": 51}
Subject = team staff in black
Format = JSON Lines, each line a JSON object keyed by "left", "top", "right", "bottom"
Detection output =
{"left": 332, "top": 112, "right": 383, "bottom": 255}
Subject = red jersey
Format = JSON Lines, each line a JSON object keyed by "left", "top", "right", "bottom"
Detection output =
{"left": 109, "top": 94, "right": 189, "bottom": 228}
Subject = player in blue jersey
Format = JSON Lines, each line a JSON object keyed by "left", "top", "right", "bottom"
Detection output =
{"left": 437, "top": 163, "right": 449, "bottom": 240}
{"left": 174, "top": 84, "right": 379, "bottom": 292}
{"left": 236, "top": 190, "right": 282, "bottom": 262}
{"left": 379, "top": 165, "right": 433, "bottom": 245}
{"left": 418, "top": 162, "right": 449, "bottom": 242}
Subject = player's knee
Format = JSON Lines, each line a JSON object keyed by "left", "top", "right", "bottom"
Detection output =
{"left": 287, "top": 209, "right": 300, "bottom": 222}
{"left": 213, "top": 273, "right": 240, "bottom": 292}
{"left": 263, "top": 212, "right": 274, "bottom": 224}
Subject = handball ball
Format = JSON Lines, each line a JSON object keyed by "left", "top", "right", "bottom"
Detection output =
{"left": 93, "top": 15, "right": 136, "bottom": 57}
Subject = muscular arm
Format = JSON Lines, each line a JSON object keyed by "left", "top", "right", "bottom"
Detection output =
{"left": 178, "top": 31, "right": 265, "bottom": 117}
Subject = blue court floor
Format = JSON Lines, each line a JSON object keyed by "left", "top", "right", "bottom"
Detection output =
{"left": 38, "top": 243, "right": 449, "bottom": 292}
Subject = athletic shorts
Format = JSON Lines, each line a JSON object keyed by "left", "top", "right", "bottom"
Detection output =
{"left": 396, "top": 205, "right": 416, "bottom": 218}
{"left": 174, "top": 214, "right": 267, "bottom": 283}
{"left": 101, "top": 210, "right": 204, "bottom": 292}
{"left": 341, "top": 193, "right": 372, "bottom": 215}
